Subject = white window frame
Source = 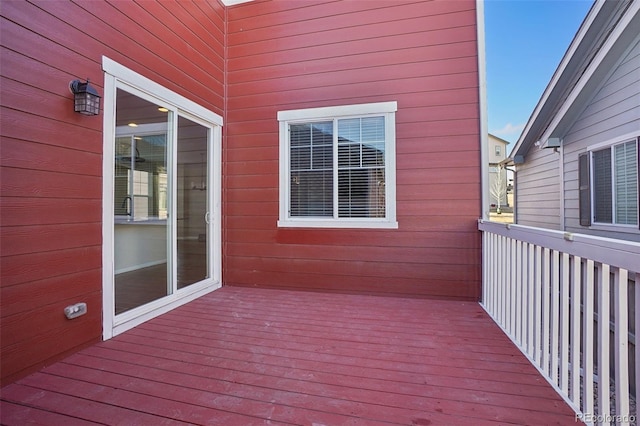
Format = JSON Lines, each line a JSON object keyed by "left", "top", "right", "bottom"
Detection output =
{"left": 278, "top": 102, "right": 398, "bottom": 229}
{"left": 587, "top": 133, "right": 639, "bottom": 229}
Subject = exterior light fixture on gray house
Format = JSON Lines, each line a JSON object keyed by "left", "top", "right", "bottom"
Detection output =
{"left": 544, "top": 137, "right": 561, "bottom": 148}
{"left": 69, "top": 78, "right": 101, "bottom": 116}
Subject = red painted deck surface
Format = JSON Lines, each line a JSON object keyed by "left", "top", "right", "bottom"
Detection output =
{"left": 1, "top": 287, "right": 578, "bottom": 425}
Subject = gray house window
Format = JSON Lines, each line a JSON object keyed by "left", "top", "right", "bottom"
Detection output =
{"left": 580, "top": 137, "right": 639, "bottom": 227}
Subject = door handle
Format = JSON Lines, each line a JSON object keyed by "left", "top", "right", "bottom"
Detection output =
{"left": 204, "top": 211, "right": 210, "bottom": 224}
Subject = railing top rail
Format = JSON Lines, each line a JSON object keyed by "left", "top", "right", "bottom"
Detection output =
{"left": 478, "top": 219, "right": 640, "bottom": 272}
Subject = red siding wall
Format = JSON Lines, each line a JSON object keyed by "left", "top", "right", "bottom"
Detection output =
{"left": 1, "top": 0, "right": 482, "bottom": 386}
{"left": 224, "top": 0, "right": 482, "bottom": 299}
{"left": 0, "top": 0, "right": 225, "bottom": 385}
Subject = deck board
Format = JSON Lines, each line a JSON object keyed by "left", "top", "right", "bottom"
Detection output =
{"left": 1, "top": 286, "right": 579, "bottom": 425}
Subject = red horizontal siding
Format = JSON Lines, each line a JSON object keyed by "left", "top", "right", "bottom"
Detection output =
{"left": 228, "top": 0, "right": 474, "bottom": 31}
{"left": 229, "top": 56, "right": 478, "bottom": 97}
{"left": 1, "top": 107, "right": 101, "bottom": 154}
{"left": 226, "top": 243, "right": 480, "bottom": 266}
{"left": 229, "top": 40, "right": 479, "bottom": 86}
{"left": 1, "top": 168, "right": 101, "bottom": 199}
{"left": 0, "top": 197, "right": 102, "bottom": 228}
{"left": 225, "top": 256, "right": 480, "bottom": 279}
{"left": 229, "top": 25, "right": 477, "bottom": 74}
{"left": 1, "top": 246, "right": 102, "bottom": 288}
{"left": 1, "top": 0, "right": 225, "bottom": 385}
{"left": 1, "top": 313, "right": 102, "bottom": 386}
{"left": 223, "top": 229, "right": 480, "bottom": 252}
{"left": 1, "top": 137, "right": 101, "bottom": 176}
{"left": 226, "top": 87, "right": 480, "bottom": 124}
{"left": 227, "top": 72, "right": 479, "bottom": 111}
{"left": 224, "top": 0, "right": 481, "bottom": 298}
{"left": 1, "top": 223, "right": 101, "bottom": 258}
{"left": 226, "top": 271, "right": 479, "bottom": 300}
{"left": 1, "top": 269, "right": 102, "bottom": 318}
{"left": 398, "top": 166, "right": 481, "bottom": 184}
{"left": 228, "top": 7, "right": 475, "bottom": 56}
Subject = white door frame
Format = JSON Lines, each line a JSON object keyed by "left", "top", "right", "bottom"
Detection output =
{"left": 101, "top": 57, "right": 222, "bottom": 339}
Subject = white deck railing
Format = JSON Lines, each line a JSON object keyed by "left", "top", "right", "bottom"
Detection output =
{"left": 479, "top": 220, "right": 639, "bottom": 425}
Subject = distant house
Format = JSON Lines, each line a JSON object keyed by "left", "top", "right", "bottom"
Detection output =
{"left": 488, "top": 133, "right": 510, "bottom": 209}
{"left": 507, "top": 0, "right": 639, "bottom": 241}
{"left": 0, "top": 0, "right": 484, "bottom": 384}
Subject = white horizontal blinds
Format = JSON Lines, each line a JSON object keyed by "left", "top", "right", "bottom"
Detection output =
{"left": 337, "top": 117, "right": 386, "bottom": 218}
{"left": 289, "top": 122, "right": 333, "bottom": 217}
{"left": 593, "top": 148, "right": 612, "bottom": 223}
{"left": 614, "top": 140, "right": 638, "bottom": 225}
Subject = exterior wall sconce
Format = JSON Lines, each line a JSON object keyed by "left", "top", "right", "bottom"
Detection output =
{"left": 69, "top": 78, "right": 101, "bottom": 116}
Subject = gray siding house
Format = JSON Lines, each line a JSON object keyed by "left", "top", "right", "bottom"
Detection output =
{"left": 508, "top": 0, "right": 640, "bottom": 242}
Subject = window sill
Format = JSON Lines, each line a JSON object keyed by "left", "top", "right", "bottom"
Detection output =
{"left": 278, "top": 218, "right": 398, "bottom": 229}
{"left": 587, "top": 223, "right": 639, "bottom": 233}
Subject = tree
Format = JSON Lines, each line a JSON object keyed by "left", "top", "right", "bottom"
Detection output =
{"left": 490, "top": 166, "right": 507, "bottom": 214}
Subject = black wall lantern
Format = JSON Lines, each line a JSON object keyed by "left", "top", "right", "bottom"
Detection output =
{"left": 69, "top": 78, "right": 101, "bottom": 116}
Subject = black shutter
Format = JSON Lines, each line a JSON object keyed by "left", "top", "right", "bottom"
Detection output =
{"left": 579, "top": 152, "right": 591, "bottom": 226}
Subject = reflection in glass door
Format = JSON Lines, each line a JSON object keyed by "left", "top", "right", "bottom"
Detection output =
{"left": 176, "top": 116, "right": 209, "bottom": 289}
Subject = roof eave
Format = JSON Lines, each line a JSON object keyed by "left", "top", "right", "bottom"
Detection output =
{"left": 508, "top": 0, "right": 617, "bottom": 161}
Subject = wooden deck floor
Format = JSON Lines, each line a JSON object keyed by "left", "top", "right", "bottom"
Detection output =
{"left": 1, "top": 286, "right": 579, "bottom": 425}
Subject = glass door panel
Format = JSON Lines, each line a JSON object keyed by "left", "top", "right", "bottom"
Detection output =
{"left": 114, "top": 89, "right": 170, "bottom": 315}
{"left": 176, "top": 116, "right": 209, "bottom": 288}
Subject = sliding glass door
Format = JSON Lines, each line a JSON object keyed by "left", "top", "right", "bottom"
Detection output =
{"left": 109, "top": 84, "right": 218, "bottom": 325}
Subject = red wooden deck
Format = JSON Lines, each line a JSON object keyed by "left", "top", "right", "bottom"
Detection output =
{"left": 1, "top": 286, "right": 578, "bottom": 425}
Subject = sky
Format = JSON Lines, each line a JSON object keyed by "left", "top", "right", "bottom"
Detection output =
{"left": 484, "top": 0, "right": 594, "bottom": 145}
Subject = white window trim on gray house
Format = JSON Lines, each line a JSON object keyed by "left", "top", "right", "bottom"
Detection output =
{"left": 580, "top": 133, "right": 639, "bottom": 230}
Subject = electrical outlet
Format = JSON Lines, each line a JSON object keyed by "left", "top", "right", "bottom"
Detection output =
{"left": 64, "top": 302, "right": 87, "bottom": 319}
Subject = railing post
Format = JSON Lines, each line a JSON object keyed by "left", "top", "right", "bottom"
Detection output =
{"left": 510, "top": 237, "right": 517, "bottom": 337}
{"left": 598, "top": 264, "right": 610, "bottom": 423}
{"left": 551, "top": 249, "right": 560, "bottom": 385}
{"left": 515, "top": 239, "right": 523, "bottom": 346}
{"left": 570, "top": 255, "right": 582, "bottom": 407}
{"left": 636, "top": 273, "right": 639, "bottom": 409}
{"left": 527, "top": 242, "right": 535, "bottom": 359}
{"left": 560, "top": 252, "right": 570, "bottom": 394}
{"left": 614, "top": 269, "right": 630, "bottom": 424}
{"left": 583, "top": 259, "right": 595, "bottom": 418}
{"left": 534, "top": 245, "right": 542, "bottom": 366}
{"left": 542, "top": 247, "right": 551, "bottom": 376}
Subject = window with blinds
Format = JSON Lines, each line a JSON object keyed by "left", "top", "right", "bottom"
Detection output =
{"left": 593, "top": 148, "right": 612, "bottom": 223}
{"left": 613, "top": 140, "right": 638, "bottom": 225}
{"left": 278, "top": 102, "right": 397, "bottom": 229}
{"left": 581, "top": 137, "right": 638, "bottom": 227}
